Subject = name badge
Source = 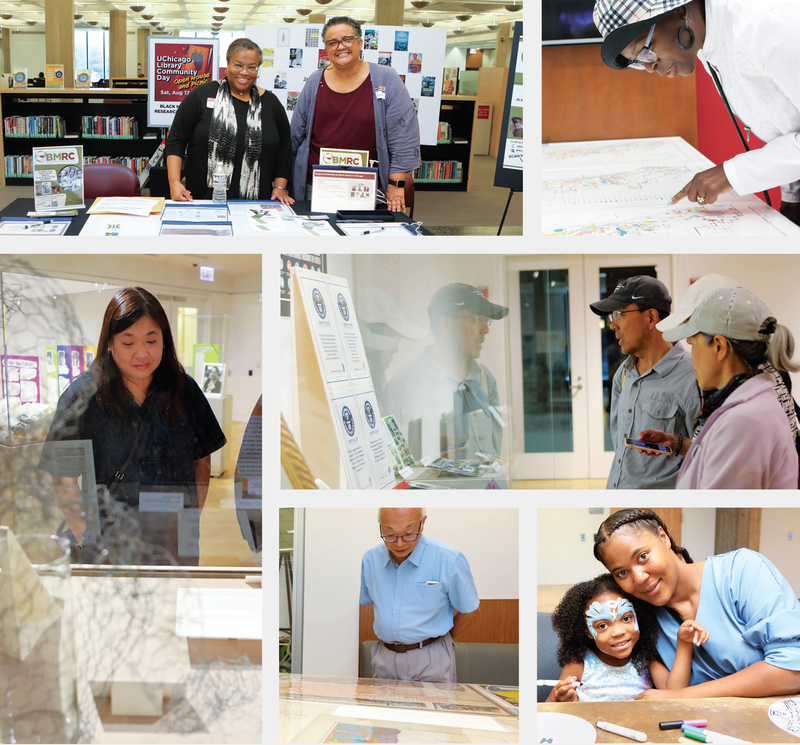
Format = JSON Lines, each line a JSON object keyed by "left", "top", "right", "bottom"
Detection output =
{"left": 374, "top": 86, "right": 386, "bottom": 100}
{"left": 207, "top": 97, "right": 216, "bottom": 108}
{"left": 139, "top": 491, "right": 184, "bottom": 512}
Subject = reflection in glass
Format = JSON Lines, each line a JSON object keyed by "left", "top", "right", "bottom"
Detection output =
{"left": 598, "top": 265, "right": 658, "bottom": 451}
{"left": 520, "top": 269, "right": 572, "bottom": 453}
{"left": 279, "top": 508, "right": 294, "bottom": 673}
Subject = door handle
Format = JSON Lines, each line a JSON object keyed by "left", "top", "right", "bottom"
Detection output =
{"left": 570, "top": 376, "right": 583, "bottom": 398}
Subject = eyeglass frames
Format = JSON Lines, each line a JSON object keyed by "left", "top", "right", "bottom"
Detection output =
{"left": 230, "top": 63, "right": 259, "bottom": 74}
{"left": 608, "top": 308, "right": 649, "bottom": 322}
{"left": 380, "top": 519, "right": 423, "bottom": 544}
{"left": 324, "top": 35, "right": 358, "bottom": 51}
{"left": 627, "top": 23, "right": 658, "bottom": 70}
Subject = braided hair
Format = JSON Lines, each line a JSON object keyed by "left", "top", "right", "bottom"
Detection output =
{"left": 593, "top": 509, "right": 693, "bottom": 565}
{"left": 550, "top": 573, "right": 661, "bottom": 678}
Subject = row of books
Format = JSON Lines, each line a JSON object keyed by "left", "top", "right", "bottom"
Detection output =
{"left": 81, "top": 116, "right": 139, "bottom": 139}
{"left": 4, "top": 154, "right": 148, "bottom": 178}
{"left": 437, "top": 121, "right": 453, "bottom": 143}
{"left": 412, "top": 160, "right": 464, "bottom": 182}
{"left": 3, "top": 115, "right": 67, "bottom": 138}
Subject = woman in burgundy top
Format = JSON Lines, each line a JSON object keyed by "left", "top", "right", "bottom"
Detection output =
{"left": 291, "top": 16, "right": 421, "bottom": 212}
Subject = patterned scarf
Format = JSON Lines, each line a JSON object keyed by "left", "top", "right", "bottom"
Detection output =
{"left": 697, "top": 370, "right": 753, "bottom": 429}
{"left": 207, "top": 78, "right": 262, "bottom": 199}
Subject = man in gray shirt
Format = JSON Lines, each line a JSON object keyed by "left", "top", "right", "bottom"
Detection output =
{"left": 590, "top": 276, "right": 700, "bottom": 489}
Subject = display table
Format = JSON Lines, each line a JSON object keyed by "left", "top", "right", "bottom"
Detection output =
{"left": 280, "top": 674, "right": 519, "bottom": 743}
{"left": 0, "top": 198, "right": 430, "bottom": 236}
{"left": 537, "top": 697, "right": 792, "bottom": 743}
{"left": 72, "top": 570, "right": 262, "bottom": 743}
{"left": 542, "top": 136, "right": 800, "bottom": 236}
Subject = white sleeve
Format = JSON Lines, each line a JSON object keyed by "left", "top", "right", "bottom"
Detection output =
{"left": 723, "top": 134, "right": 800, "bottom": 197}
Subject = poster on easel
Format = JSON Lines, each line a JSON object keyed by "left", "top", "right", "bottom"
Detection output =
{"left": 494, "top": 21, "right": 523, "bottom": 190}
{"left": 246, "top": 23, "right": 446, "bottom": 146}
{"left": 12, "top": 69, "right": 27, "bottom": 89}
{"left": 32, "top": 145, "right": 85, "bottom": 211}
{"left": 291, "top": 266, "right": 394, "bottom": 490}
{"left": 147, "top": 36, "right": 220, "bottom": 127}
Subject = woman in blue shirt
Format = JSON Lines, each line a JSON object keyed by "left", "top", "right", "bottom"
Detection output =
{"left": 592, "top": 509, "right": 800, "bottom": 698}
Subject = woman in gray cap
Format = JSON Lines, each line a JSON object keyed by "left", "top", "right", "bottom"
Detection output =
{"left": 658, "top": 287, "right": 799, "bottom": 488}
{"left": 593, "top": 0, "right": 800, "bottom": 225}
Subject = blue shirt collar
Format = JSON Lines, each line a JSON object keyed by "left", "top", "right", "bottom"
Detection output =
{"left": 382, "top": 533, "right": 428, "bottom": 567}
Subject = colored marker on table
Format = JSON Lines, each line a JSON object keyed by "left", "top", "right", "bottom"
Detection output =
{"left": 660, "top": 719, "right": 708, "bottom": 730}
{"left": 537, "top": 679, "right": 583, "bottom": 687}
{"left": 681, "top": 724, "right": 753, "bottom": 743}
{"left": 596, "top": 721, "right": 647, "bottom": 742}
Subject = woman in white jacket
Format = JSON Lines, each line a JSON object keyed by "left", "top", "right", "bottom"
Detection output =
{"left": 593, "top": 0, "right": 800, "bottom": 225}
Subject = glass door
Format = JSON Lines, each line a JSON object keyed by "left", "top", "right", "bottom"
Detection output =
{"left": 507, "top": 255, "right": 590, "bottom": 480}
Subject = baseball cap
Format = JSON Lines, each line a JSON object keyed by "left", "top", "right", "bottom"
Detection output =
{"left": 661, "top": 287, "right": 775, "bottom": 344}
{"left": 657, "top": 274, "right": 740, "bottom": 332}
{"left": 589, "top": 275, "right": 672, "bottom": 318}
{"left": 428, "top": 283, "right": 509, "bottom": 322}
{"left": 593, "top": 0, "right": 691, "bottom": 70}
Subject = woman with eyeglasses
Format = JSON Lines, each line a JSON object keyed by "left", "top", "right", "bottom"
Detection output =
{"left": 290, "top": 16, "right": 421, "bottom": 212}
{"left": 165, "top": 38, "right": 294, "bottom": 204}
{"left": 593, "top": 0, "right": 800, "bottom": 226}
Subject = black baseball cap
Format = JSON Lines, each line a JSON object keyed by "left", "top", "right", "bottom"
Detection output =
{"left": 589, "top": 275, "right": 672, "bottom": 318}
{"left": 429, "top": 283, "right": 509, "bottom": 323}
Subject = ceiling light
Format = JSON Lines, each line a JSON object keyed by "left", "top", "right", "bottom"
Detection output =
{"left": 410, "top": 1, "right": 430, "bottom": 7}
{"left": 149, "top": 20, "right": 159, "bottom": 26}
{"left": 213, "top": 15, "right": 225, "bottom": 21}
{"left": 452, "top": 29, "right": 464, "bottom": 35}
{"left": 456, "top": 14, "right": 472, "bottom": 21}
{"left": 25, "top": 20, "right": 37, "bottom": 25}
{"left": 296, "top": 8, "right": 312, "bottom": 15}
{"left": 130, "top": 5, "right": 145, "bottom": 11}
{"left": 487, "top": 24, "right": 498, "bottom": 30}
{"left": 283, "top": 17, "right": 295, "bottom": 23}
{"left": 420, "top": 21, "right": 434, "bottom": 27}
{"left": 141, "top": 14, "right": 153, "bottom": 19}
{"left": 87, "top": 20, "right": 98, "bottom": 25}
{"left": 1, "top": 14, "right": 13, "bottom": 20}
{"left": 503, "top": 3, "right": 521, "bottom": 10}
{"left": 315, "top": 0, "right": 334, "bottom": 5}
{"left": 213, "top": 6, "right": 229, "bottom": 12}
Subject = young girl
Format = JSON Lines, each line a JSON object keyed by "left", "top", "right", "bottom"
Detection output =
{"left": 547, "top": 574, "right": 708, "bottom": 702}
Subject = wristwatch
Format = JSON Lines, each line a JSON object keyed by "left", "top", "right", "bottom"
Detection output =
{"left": 388, "top": 178, "right": 406, "bottom": 188}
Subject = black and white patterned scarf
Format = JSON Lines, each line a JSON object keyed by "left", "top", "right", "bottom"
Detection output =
{"left": 207, "top": 78, "right": 262, "bottom": 199}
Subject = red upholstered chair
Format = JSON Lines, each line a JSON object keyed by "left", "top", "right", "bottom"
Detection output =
{"left": 84, "top": 164, "right": 141, "bottom": 199}
{"left": 403, "top": 171, "right": 415, "bottom": 220}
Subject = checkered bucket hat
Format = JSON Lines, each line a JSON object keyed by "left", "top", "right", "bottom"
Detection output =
{"left": 593, "top": 0, "right": 691, "bottom": 70}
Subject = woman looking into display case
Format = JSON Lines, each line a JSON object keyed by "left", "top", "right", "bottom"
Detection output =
{"left": 165, "top": 37, "right": 294, "bottom": 204}
{"left": 39, "top": 287, "right": 226, "bottom": 565}
{"left": 290, "top": 16, "right": 421, "bottom": 212}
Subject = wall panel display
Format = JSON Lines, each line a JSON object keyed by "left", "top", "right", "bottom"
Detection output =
{"left": 246, "top": 24, "right": 446, "bottom": 146}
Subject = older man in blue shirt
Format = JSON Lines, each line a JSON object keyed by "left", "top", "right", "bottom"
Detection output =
{"left": 360, "top": 507, "right": 481, "bottom": 682}
{"left": 590, "top": 276, "right": 700, "bottom": 489}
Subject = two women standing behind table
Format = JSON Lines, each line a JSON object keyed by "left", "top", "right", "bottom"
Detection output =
{"left": 290, "top": 16, "right": 421, "bottom": 212}
{"left": 166, "top": 38, "right": 294, "bottom": 204}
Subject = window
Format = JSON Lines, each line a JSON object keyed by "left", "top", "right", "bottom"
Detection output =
{"left": 74, "top": 30, "right": 110, "bottom": 81}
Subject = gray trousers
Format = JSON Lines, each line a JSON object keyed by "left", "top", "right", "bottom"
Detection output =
{"left": 371, "top": 632, "right": 457, "bottom": 683}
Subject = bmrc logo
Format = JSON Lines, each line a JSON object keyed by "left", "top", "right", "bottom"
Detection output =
{"left": 321, "top": 152, "right": 361, "bottom": 166}
{"left": 34, "top": 150, "right": 77, "bottom": 163}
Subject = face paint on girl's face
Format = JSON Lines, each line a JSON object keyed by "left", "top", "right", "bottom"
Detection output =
{"left": 585, "top": 597, "right": 639, "bottom": 639}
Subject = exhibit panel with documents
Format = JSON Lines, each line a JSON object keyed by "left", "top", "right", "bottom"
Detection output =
{"left": 542, "top": 136, "right": 800, "bottom": 237}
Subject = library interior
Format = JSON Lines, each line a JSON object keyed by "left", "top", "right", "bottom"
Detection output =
{"left": 0, "top": 0, "right": 523, "bottom": 236}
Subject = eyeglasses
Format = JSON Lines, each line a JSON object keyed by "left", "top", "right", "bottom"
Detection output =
{"left": 380, "top": 519, "right": 423, "bottom": 544}
{"left": 230, "top": 63, "right": 259, "bottom": 74}
{"left": 608, "top": 308, "right": 649, "bottom": 321}
{"left": 461, "top": 314, "right": 493, "bottom": 327}
{"left": 324, "top": 35, "right": 358, "bottom": 50}
{"left": 627, "top": 23, "right": 658, "bottom": 70}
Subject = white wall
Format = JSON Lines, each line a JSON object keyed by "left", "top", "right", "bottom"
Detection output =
{"left": 302, "top": 507, "right": 519, "bottom": 677}
{"left": 760, "top": 509, "right": 800, "bottom": 592}
{"left": 10, "top": 34, "right": 47, "bottom": 75}
{"left": 444, "top": 46, "right": 467, "bottom": 69}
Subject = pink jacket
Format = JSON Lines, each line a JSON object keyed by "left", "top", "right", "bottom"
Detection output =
{"left": 677, "top": 374, "right": 798, "bottom": 489}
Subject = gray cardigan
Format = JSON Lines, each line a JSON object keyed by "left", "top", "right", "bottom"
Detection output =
{"left": 290, "top": 62, "right": 421, "bottom": 199}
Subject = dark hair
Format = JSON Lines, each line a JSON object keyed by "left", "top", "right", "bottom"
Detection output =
{"left": 94, "top": 287, "right": 185, "bottom": 420}
{"left": 226, "top": 38, "right": 263, "bottom": 65}
{"left": 593, "top": 509, "right": 693, "bottom": 565}
{"left": 322, "top": 16, "right": 363, "bottom": 42}
{"left": 551, "top": 573, "right": 661, "bottom": 677}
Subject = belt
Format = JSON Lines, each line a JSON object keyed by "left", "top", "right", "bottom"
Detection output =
{"left": 382, "top": 636, "right": 442, "bottom": 653}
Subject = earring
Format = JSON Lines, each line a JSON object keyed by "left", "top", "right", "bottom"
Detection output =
{"left": 678, "top": 16, "right": 695, "bottom": 50}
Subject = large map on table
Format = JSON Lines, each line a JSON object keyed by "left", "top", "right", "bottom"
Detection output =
{"left": 542, "top": 136, "right": 800, "bottom": 236}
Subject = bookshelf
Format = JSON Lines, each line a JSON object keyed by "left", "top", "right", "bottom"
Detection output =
{"left": 414, "top": 94, "right": 477, "bottom": 193}
{"left": 0, "top": 88, "right": 162, "bottom": 187}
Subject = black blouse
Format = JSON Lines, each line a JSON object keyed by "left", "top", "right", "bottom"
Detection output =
{"left": 165, "top": 80, "right": 293, "bottom": 199}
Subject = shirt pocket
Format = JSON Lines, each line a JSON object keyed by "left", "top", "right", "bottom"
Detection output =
{"left": 416, "top": 580, "right": 447, "bottom": 610}
{"left": 640, "top": 397, "right": 679, "bottom": 433}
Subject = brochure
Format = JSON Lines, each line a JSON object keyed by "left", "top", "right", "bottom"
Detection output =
{"left": 87, "top": 196, "right": 165, "bottom": 216}
{"left": 161, "top": 204, "right": 228, "bottom": 222}
{"left": 0, "top": 219, "right": 70, "bottom": 236}
{"left": 12, "top": 69, "right": 27, "bottom": 89}
{"left": 159, "top": 222, "right": 233, "bottom": 236}
{"left": 32, "top": 145, "right": 85, "bottom": 211}
{"left": 45, "top": 65, "right": 65, "bottom": 89}
{"left": 419, "top": 457, "right": 489, "bottom": 477}
{"left": 310, "top": 166, "right": 378, "bottom": 213}
{"left": 382, "top": 415, "right": 416, "bottom": 479}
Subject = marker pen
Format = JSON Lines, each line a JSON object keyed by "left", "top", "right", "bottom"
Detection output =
{"left": 537, "top": 679, "right": 582, "bottom": 687}
{"left": 660, "top": 719, "right": 708, "bottom": 730}
{"left": 596, "top": 721, "right": 647, "bottom": 742}
{"left": 682, "top": 725, "right": 752, "bottom": 743}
